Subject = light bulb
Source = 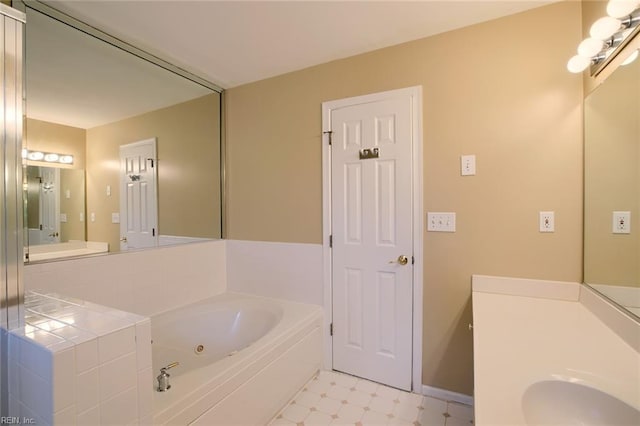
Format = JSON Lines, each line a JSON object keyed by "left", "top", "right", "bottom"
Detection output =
{"left": 621, "top": 49, "right": 639, "bottom": 65}
{"left": 27, "top": 151, "right": 44, "bottom": 161}
{"left": 44, "top": 153, "right": 59, "bottom": 162}
{"left": 590, "top": 16, "right": 622, "bottom": 40}
{"left": 578, "top": 38, "right": 605, "bottom": 57}
{"left": 606, "top": 0, "right": 639, "bottom": 18}
{"left": 567, "top": 55, "right": 591, "bottom": 73}
{"left": 59, "top": 155, "right": 74, "bottom": 164}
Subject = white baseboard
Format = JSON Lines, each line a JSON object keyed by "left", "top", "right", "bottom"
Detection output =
{"left": 422, "top": 385, "right": 474, "bottom": 406}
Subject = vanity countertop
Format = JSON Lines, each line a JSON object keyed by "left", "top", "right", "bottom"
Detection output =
{"left": 472, "top": 275, "right": 640, "bottom": 425}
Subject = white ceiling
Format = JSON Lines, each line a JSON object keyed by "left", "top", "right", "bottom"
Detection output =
{"left": 48, "top": 0, "right": 557, "bottom": 89}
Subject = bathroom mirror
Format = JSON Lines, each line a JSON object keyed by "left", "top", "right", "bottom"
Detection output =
{"left": 584, "top": 44, "right": 640, "bottom": 319}
{"left": 26, "top": 165, "right": 85, "bottom": 244}
{"left": 21, "top": 1, "right": 223, "bottom": 262}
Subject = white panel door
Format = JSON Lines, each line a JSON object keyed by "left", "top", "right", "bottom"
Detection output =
{"left": 39, "top": 167, "right": 60, "bottom": 244}
{"left": 331, "top": 95, "right": 413, "bottom": 390}
{"left": 120, "top": 138, "right": 158, "bottom": 250}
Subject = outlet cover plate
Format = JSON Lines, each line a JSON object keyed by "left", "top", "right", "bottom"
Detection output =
{"left": 427, "top": 212, "right": 456, "bottom": 232}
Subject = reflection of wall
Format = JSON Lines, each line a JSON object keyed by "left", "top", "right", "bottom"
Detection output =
{"left": 25, "top": 118, "right": 86, "bottom": 169}
{"left": 59, "top": 169, "right": 86, "bottom": 242}
{"left": 26, "top": 167, "right": 41, "bottom": 229}
{"left": 226, "top": 2, "right": 583, "bottom": 395}
{"left": 584, "top": 59, "right": 640, "bottom": 287}
{"left": 86, "top": 93, "right": 220, "bottom": 252}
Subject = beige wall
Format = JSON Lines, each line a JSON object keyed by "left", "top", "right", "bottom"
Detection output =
{"left": 226, "top": 2, "right": 584, "bottom": 394}
{"left": 86, "top": 93, "right": 221, "bottom": 251}
{"left": 59, "top": 169, "right": 86, "bottom": 242}
{"left": 584, "top": 56, "right": 639, "bottom": 286}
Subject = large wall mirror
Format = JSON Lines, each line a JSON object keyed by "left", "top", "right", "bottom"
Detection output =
{"left": 21, "top": 1, "right": 223, "bottom": 262}
{"left": 584, "top": 44, "right": 640, "bottom": 319}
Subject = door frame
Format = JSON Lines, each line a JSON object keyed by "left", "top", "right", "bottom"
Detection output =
{"left": 321, "top": 86, "right": 423, "bottom": 392}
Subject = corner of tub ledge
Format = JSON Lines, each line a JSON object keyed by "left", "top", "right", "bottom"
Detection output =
{"left": 472, "top": 274, "right": 581, "bottom": 301}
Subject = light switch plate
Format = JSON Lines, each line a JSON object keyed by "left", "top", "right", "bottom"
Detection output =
{"left": 461, "top": 155, "right": 476, "bottom": 176}
{"left": 111, "top": 212, "right": 120, "bottom": 224}
{"left": 59, "top": 213, "right": 67, "bottom": 223}
{"left": 612, "top": 211, "right": 631, "bottom": 234}
{"left": 427, "top": 212, "right": 456, "bottom": 232}
{"left": 539, "top": 211, "right": 554, "bottom": 233}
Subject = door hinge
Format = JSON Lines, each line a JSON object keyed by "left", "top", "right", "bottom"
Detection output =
{"left": 329, "top": 234, "right": 333, "bottom": 248}
{"left": 330, "top": 323, "right": 333, "bottom": 336}
{"left": 147, "top": 158, "right": 155, "bottom": 167}
{"left": 412, "top": 256, "right": 415, "bottom": 265}
{"left": 152, "top": 228, "right": 156, "bottom": 237}
{"left": 323, "top": 130, "right": 333, "bottom": 146}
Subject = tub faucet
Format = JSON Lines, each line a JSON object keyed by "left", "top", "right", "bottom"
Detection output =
{"left": 157, "top": 362, "right": 179, "bottom": 392}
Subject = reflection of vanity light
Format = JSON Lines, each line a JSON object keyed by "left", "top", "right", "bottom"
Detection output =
{"left": 25, "top": 150, "right": 73, "bottom": 165}
{"left": 44, "top": 153, "right": 59, "bottom": 162}
{"left": 621, "top": 49, "right": 639, "bottom": 65}
{"left": 27, "top": 151, "right": 44, "bottom": 161}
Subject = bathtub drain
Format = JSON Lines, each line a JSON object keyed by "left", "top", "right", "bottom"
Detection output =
{"left": 194, "top": 344, "right": 205, "bottom": 354}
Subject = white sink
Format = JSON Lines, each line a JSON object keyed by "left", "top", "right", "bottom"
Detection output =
{"left": 522, "top": 380, "right": 640, "bottom": 425}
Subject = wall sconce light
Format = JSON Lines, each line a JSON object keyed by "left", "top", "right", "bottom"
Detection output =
{"left": 24, "top": 149, "right": 74, "bottom": 165}
{"left": 567, "top": 0, "right": 640, "bottom": 74}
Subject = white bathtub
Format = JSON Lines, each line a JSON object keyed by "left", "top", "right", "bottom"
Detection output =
{"left": 151, "top": 292, "right": 323, "bottom": 425}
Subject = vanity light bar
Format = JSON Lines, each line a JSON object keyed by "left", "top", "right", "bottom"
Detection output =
{"left": 567, "top": 0, "right": 640, "bottom": 74}
{"left": 23, "top": 149, "right": 73, "bottom": 165}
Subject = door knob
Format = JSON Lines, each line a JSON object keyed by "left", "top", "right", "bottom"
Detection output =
{"left": 120, "top": 237, "right": 127, "bottom": 243}
{"left": 389, "top": 255, "right": 409, "bottom": 265}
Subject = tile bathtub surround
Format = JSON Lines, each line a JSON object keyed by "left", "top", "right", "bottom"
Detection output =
{"left": 8, "top": 290, "right": 153, "bottom": 425}
{"left": 269, "top": 371, "right": 474, "bottom": 426}
{"left": 226, "top": 240, "right": 324, "bottom": 305}
{"left": 24, "top": 239, "right": 227, "bottom": 317}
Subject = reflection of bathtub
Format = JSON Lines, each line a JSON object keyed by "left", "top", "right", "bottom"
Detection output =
{"left": 151, "top": 292, "right": 323, "bottom": 425}
{"left": 27, "top": 240, "right": 109, "bottom": 262}
{"left": 158, "top": 235, "right": 212, "bottom": 246}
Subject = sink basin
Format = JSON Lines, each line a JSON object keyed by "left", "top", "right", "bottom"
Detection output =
{"left": 522, "top": 380, "right": 640, "bottom": 425}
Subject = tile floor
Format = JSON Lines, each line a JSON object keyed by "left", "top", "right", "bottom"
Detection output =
{"left": 269, "top": 370, "right": 474, "bottom": 426}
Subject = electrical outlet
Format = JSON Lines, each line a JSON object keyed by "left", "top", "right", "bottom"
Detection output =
{"left": 427, "top": 212, "right": 456, "bottom": 232}
{"left": 612, "top": 211, "right": 631, "bottom": 234}
{"left": 539, "top": 211, "right": 554, "bottom": 233}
